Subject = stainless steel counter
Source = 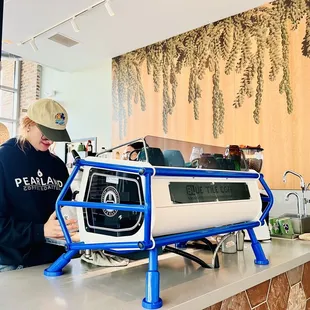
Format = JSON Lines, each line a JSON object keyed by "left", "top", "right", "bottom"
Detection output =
{"left": 1, "top": 238, "right": 310, "bottom": 310}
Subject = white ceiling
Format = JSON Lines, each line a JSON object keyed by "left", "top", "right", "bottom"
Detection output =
{"left": 3, "top": 0, "right": 272, "bottom": 72}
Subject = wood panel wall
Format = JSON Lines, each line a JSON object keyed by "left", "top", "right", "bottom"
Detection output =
{"left": 112, "top": 19, "right": 310, "bottom": 190}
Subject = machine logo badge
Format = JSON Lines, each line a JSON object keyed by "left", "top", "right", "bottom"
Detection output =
{"left": 101, "top": 186, "right": 120, "bottom": 217}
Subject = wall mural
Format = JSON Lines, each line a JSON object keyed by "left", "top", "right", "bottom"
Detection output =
{"left": 112, "top": 0, "right": 310, "bottom": 139}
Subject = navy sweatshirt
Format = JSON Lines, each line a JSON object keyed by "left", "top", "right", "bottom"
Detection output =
{"left": 0, "top": 138, "right": 72, "bottom": 267}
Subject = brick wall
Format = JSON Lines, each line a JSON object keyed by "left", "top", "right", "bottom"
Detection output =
{"left": 19, "top": 61, "right": 41, "bottom": 118}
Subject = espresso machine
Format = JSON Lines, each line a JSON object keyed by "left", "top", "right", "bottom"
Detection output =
{"left": 44, "top": 137, "right": 274, "bottom": 310}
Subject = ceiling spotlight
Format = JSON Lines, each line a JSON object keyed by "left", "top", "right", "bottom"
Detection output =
{"left": 104, "top": 0, "right": 115, "bottom": 16}
{"left": 29, "top": 38, "right": 38, "bottom": 52}
{"left": 70, "top": 17, "right": 80, "bottom": 32}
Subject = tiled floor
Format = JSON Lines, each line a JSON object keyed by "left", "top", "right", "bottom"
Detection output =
{"left": 205, "top": 262, "right": 310, "bottom": 310}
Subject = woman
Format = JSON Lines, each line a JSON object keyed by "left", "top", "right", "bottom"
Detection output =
{"left": 0, "top": 98, "right": 78, "bottom": 272}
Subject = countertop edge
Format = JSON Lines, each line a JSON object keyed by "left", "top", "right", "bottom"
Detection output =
{"left": 172, "top": 251, "right": 310, "bottom": 310}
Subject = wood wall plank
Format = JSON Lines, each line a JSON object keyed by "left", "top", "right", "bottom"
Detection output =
{"left": 112, "top": 20, "right": 310, "bottom": 190}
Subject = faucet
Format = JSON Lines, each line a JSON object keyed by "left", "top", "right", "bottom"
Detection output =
{"left": 285, "top": 192, "right": 301, "bottom": 218}
{"left": 283, "top": 170, "right": 305, "bottom": 190}
{"left": 283, "top": 170, "right": 307, "bottom": 216}
{"left": 305, "top": 183, "right": 310, "bottom": 211}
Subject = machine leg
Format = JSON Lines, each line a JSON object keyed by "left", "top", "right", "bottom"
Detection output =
{"left": 142, "top": 248, "right": 163, "bottom": 309}
{"left": 247, "top": 228, "right": 269, "bottom": 265}
{"left": 44, "top": 249, "right": 79, "bottom": 277}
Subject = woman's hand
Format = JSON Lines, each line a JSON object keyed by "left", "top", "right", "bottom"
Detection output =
{"left": 71, "top": 232, "right": 80, "bottom": 242}
{"left": 44, "top": 211, "right": 79, "bottom": 239}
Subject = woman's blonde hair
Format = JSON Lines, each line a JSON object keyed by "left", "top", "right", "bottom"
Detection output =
{"left": 16, "top": 116, "right": 57, "bottom": 154}
{"left": 17, "top": 116, "right": 36, "bottom": 151}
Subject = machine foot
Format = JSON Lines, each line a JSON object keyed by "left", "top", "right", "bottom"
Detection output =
{"left": 142, "top": 248, "right": 163, "bottom": 309}
{"left": 142, "top": 297, "right": 163, "bottom": 309}
{"left": 44, "top": 269, "right": 64, "bottom": 277}
{"left": 247, "top": 228, "right": 269, "bottom": 265}
{"left": 44, "top": 249, "right": 78, "bottom": 277}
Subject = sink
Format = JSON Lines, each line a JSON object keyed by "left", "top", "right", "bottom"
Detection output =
{"left": 280, "top": 213, "right": 310, "bottom": 234}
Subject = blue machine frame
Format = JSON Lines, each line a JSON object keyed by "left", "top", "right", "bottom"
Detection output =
{"left": 44, "top": 157, "right": 274, "bottom": 310}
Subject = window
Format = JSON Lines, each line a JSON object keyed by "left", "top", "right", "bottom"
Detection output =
{"left": 0, "top": 55, "right": 21, "bottom": 140}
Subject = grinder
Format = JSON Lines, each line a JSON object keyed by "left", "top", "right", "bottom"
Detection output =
{"left": 240, "top": 145, "right": 271, "bottom": 241}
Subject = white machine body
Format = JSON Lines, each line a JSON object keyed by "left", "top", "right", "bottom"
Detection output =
{"left": 73, "top": 158, "right": 262, "bottom": 249}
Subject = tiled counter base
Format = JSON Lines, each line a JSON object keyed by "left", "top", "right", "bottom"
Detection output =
{"left": 205, "top": 262, "right": 310, "bottom": 310}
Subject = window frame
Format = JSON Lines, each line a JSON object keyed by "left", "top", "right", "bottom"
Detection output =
{"left": 0, "top": 56, "right": 21, "bottom": 137}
